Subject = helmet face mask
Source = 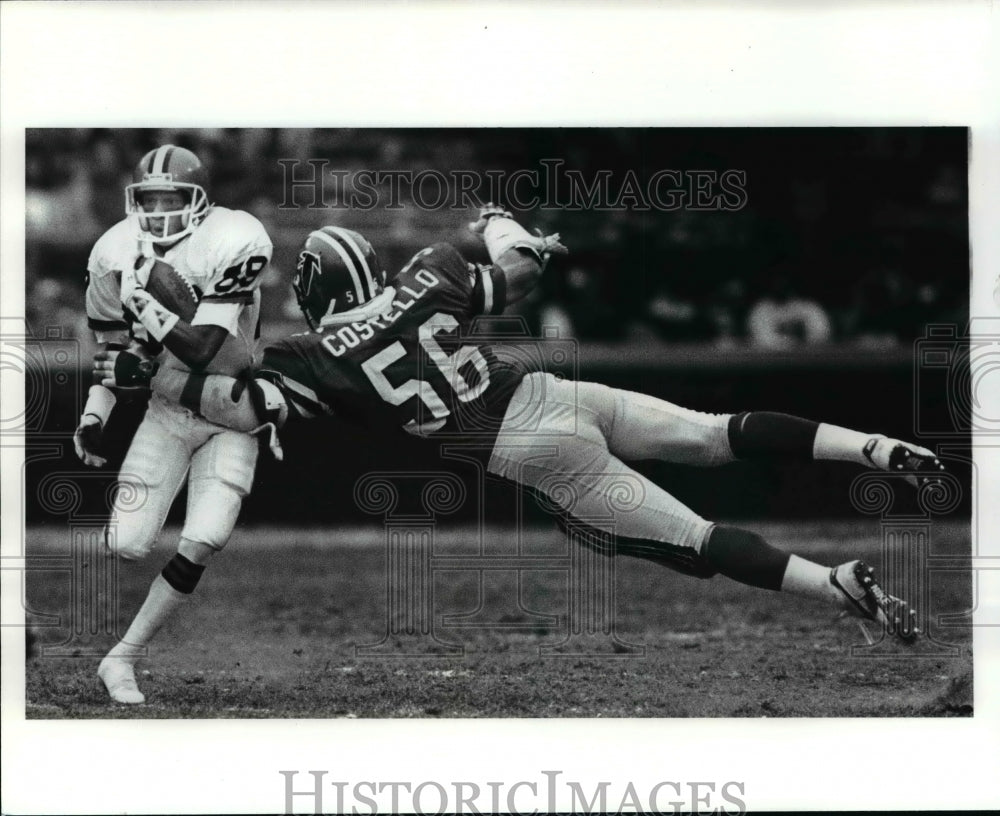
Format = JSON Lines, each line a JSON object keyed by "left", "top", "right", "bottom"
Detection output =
{"left": 292, "top": 227, "right": 386, "bottom": 330}
{"left": 125, "top": 145, "right": 210, "bottom": 244}
{"left": 129, "top": 187, "right": 203, "bottom": 241}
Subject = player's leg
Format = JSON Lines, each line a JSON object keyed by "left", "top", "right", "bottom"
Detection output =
{"left": 104, "top": 404, "right": 192, "bottom": 560}
{"left": 98, "top": 401, "right": 196, "bottom": 703}
{"left": 99, "top": 425, "right": 257, "bottom": 704}
{"left": 503, "top": 439, "right": 914, "bottom": 631}
{"left": 493, "top": 429, "right": 842, "bottom": 606}
{"left": 490, "top": 373, "right": 917, "bottom": 631}
{"left": 728, "top": 410, "right": 943, "bottom": 487}
{"left": 702, "top": 525, "right": 916, "bottom": 636}
{"left": 588, "top": 381, "right": 923, "bottom": 629}
{"left": 593, "top": 381, "right": 943, "bottom": 486}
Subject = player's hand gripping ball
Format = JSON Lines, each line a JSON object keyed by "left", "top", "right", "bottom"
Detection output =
{"left": 124, "top": 257, "right": 200, "bottom": 322}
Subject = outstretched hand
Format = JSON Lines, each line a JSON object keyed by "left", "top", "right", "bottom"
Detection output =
{"left": 532, "top": 228, "right": 568, "bottom": 258}
{"left": 468, "top": 204, "right": 569, "bottom": 259}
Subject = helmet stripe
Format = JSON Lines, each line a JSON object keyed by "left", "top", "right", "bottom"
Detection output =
{"left": 329, "top": 228, "right": 377, "bottom": 300}
{"left": 151, "top": 144, "right": 173, "bottom": 175}
{"left": 308, "top": 230, "right": 365, "bottom": 304}
{"left": 160, "top": 146, "right": 175, "bottom": 174}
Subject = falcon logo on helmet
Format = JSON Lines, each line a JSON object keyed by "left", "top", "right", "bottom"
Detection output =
{"left": 293, "top": 227, "right": 387, "bottom": 331}
{"left": 125, "top": 144, "right": 210, "bottom": 243}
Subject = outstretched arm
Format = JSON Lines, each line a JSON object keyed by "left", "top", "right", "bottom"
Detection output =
{"left": 469, "top": 205, "right": 567, "bottom": 308}
{"left": 93, "top": 347, "right": 289, "bottom": 433}
{"left": 150, "top": 367, "right": 271, "bottom": 431}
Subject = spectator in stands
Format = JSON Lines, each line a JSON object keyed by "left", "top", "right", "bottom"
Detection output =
{"left": 746, "top": 272, "right": 833, "bottom": 349}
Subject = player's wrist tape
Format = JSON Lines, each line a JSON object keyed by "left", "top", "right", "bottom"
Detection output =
{"left": 82, "top": 384, "right": 117, "bottom": 426}
{"left": 483, "top": 216, "right": 541, "bottom": 263}
{"left": 126, "top": 290, "right": 179, "bottom": 342}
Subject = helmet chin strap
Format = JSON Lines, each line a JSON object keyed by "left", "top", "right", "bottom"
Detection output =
{"left": 318, "top": 287, "right": 397, "bottom": 328}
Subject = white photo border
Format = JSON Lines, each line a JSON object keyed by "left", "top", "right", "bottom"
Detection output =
{"left": 2, "top": 1, "right": 998, "bottom": 813}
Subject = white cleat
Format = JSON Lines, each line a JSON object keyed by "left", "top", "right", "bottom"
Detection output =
{"left": 830, "top": 559, "right": 919, "bottom": 643}
{"left": 98, "top": 656, "right": 146, "bottom": 704}
{"left": 863, "top": 436, "right": 945, "bottom": 489}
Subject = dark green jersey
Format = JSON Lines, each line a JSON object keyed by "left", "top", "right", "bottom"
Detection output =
{"left": 261, "top": 243, "right": 525, "bottom": 440}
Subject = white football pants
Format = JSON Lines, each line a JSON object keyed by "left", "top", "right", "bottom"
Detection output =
{"left": 106, "top": 394, "right": 258, "bottom": 560}
{"left": 487, "top": 372, "right": 734, "bottom": 557}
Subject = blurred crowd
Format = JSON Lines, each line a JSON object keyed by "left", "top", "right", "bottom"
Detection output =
{"left": 26, "top": 128, "right": 968, "bottom": 350}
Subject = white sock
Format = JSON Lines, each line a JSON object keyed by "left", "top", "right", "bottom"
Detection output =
{"left": 812, "top": 423, "right": 873, "bottom": 466}
{"left": 780, "top": 554, "right": 840, "bottom": 606}
{"left": 107, "top": 575, "right": 188, "bottom": 664}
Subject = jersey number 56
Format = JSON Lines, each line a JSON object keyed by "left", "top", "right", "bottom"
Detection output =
{"left": 361, "top": 312, "right": 490, "bottom": 436}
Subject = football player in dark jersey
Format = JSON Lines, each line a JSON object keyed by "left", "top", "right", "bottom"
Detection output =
{"left": 107, "top": 206, "right": 946, "bottom": 643}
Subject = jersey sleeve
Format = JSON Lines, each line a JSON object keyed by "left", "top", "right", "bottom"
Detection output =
{"left": 192, "top": 210, "right": 273, "bottom": 332}
{"left": 85, "top": 237, "right": 129, "bottom": 343}
{"left": 396, "top": 242, "right": 497, "bottom": 317}
{"left": 468, "top": 263, "right": 508, "bottom": 316}
{"left": 260, "top": 339, "right": 334, "bottom": 421}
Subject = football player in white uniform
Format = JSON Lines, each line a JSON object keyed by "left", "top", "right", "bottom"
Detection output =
{"left": 116, "top": 207, "right": 946, "bottom": 653}
{"left": 75, "top": 144, "right": 272, "bottom": 704}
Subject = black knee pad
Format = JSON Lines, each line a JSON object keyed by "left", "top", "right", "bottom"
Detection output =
{"left": 727, "top": 411, "right": 819, "bottom": 461}
{"left": 161, "top": 553, "right": 206, "bottom": 594}
{"left": 702, "top": 525, "right": 789, "bottom": 591}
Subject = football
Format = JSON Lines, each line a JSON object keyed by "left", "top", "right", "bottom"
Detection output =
{"left": 145, "top": 259, "right": 199, "bottom": 322}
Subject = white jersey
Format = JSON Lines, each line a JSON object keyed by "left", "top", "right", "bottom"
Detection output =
{"left": 86, "top": 206, "right": 273, "bottom": 378}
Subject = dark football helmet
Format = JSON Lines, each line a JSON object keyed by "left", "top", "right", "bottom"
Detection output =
{"left": 125, "top": 144, "right": 210, "bottom": 243}
{"left": 293, "top": 227, "right": 386, "bottom": 330}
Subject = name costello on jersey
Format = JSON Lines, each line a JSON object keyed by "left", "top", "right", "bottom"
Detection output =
{"left": 320, "top": 268, "right": 440, "bottom": 357}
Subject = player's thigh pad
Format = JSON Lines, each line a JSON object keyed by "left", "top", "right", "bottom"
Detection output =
{"left": 181, "top": 429, "right": 258, "bottom": 551}
{"left": 107, "top": 407, "right": 192, "bottom": 560}
{"left": 489, "top": 373, "right": 714, "bottom": 552}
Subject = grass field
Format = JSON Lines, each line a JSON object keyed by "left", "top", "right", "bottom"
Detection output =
{"left": 23, "top": 520, "right": 972, "bottom": 718}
